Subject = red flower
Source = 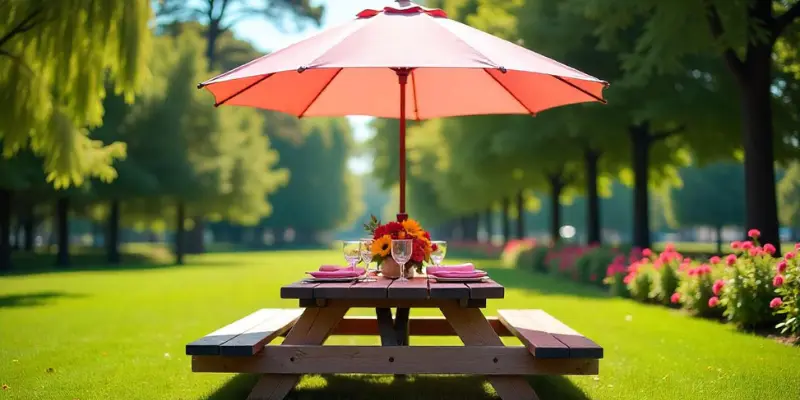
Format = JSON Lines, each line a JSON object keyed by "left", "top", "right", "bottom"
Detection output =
{"left": 709, "top": 256, "right": 721, "bottom": 264}
{"left": 763, "top": 243, "right": 776, "bottom": 255}
{"left": 795, "top": 243, "right": 800, "bottom": 251}
{"left": 664, "top": 243, "right": 676, "bottom": 252}
{"left": 748, "top": 229, "right": 761, "bottom": 238}
{"left": 700, "top": 264, "right": 712, "bottom": 275}
{"left": 726, "top": 254, "right": 736, "bottom": 266}
{"left": 741, "top": 241, "right": 754, "bottom": 250}
{"left": 411, "top": 241, "right": 425, "bottom": 263}
{"left": 777, "top": 260, "right": 788, "bottom": 274}
{"left": 785, "top": 252, "right": 795, "bottom": 260}
{"left": 748, "top": 248, "right": 760, "bottom": 257}
{"left": 770, "top": 297, "right": 783, "bottom": 309}
{"left": 642, "top": 248, "right": 653, "bottom": 257}
{"left": 731, "top": 241, "right": 742, "bottom": 250}
{"left": 670, "top": 293, "right": 681, "bottom": 304}
{"left": 712, "top": 279, "right": 725, "bottom": 296}
{"left": 623, "top": 273, "right": 634, "bottom": 284}
{"left": 431, "top": 243, "right": 438, "bottom": 252}
{"left": 708, "top": 296, "right": 720, "bottom": 308}
{"left": 773, "top": 275, "right": 785, "bottom": 287}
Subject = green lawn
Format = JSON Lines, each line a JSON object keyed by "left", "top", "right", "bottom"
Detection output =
{"left": 1, "top": 250, "right": 799, "bottom": 400}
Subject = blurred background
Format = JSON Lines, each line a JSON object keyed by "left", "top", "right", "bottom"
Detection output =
{"left": 1, "top": 0, "right": 799, "bottom": 273}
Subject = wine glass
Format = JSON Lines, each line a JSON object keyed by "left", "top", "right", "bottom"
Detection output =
{"left": 360, "top": 238, "right": 376, "bottom": 281}
{"left": 342, "top": 240, "right": 361, "bottom": 269}
{"left": 431, "top": 241, "right": 447, "bottom": 267}
{"left": 391, "top": 239, "right": 414, "bottom": 282}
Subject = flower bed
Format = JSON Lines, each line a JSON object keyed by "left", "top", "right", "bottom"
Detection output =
{"left": 502, "top": 230, "right": 800, "bottom": 342}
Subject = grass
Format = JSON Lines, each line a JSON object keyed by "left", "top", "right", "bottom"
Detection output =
{"left": 1, "top": 250, "right": 799, "bottom": 400}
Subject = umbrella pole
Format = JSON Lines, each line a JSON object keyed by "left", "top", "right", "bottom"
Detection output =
{"left": 396, "top": 68, "right": 410, "bottom": 223}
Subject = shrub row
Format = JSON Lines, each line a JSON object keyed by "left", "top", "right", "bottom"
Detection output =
{"left": 503, "top": 231, "right": 800, "bottom": 339}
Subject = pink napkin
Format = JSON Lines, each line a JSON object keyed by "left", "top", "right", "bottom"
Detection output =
{"left": 430, "top": 269, "right": 487, "bottom": 279}
{"left": 426, "top": 263, "right": 475, "bottom": 275}
{"left": 319, "top": 265, "right": 356, "bottom": 272}
{"left": 307, "top": 268, "right": 365, "bottom": 278}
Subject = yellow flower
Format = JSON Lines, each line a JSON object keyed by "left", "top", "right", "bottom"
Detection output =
{"left": 371, "top": 235, "right": 392, "bottom": 257}
{"left": 402, "top": 219, "right": 423, "bottom": 237}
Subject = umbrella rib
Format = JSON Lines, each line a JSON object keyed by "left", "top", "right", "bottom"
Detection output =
{"left": 298, "top": 68, "right": 343, "bottom": 118}
{"left": 483, "top": 69, "right": 536, "bottom": 116}
{"left": 550, "top": 75, "right": 607, "bottom": 104}
{"left": 410, "top": 69, "right": 420, "bottom": 121}
{"left": 214, "top": 73, "right": 275, "bottom": 107}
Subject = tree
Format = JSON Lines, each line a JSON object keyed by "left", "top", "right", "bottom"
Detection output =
{"left": 668, "top": 162, "right": 746, "bottom": 253}
{"left": 572, "top": 0, "right": 800, "bottom": 251}
{"left": 0, "top": 0, "right": 152, "bottom": 188}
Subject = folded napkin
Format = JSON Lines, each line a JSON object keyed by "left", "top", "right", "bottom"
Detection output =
{"left": 430, "top": 269, "right": 487, "bottom": 279}
{"left": 426, "top": 263, "right": 475, "bottom": 275}
{"left": 307, "top": 268, "right": 365, "bottom": 278}
{"left": 319, "top": 265, "right": 356, "bottom": 272}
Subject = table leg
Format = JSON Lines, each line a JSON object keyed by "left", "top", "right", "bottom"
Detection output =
{"left": 375, "top": 308, "right": 397, "bottom": 345}
{"left": 393, "top": 308, "right": 410, "bottom": 346}
{"left": 247, "top": 306, "right": 348, "bottom": 400}
{"left": 440, "top": 304, "right": 540, "bottom": 400}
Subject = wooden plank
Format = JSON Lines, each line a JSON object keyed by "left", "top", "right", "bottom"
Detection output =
{"left": 497, "top": 310, "right": 573, "bottom": 359}
{"left": 466, "top": 279, "right": 505, "bottom": 299}
{"left": 501, "top": 310, "right": 603, "bottom": 359}
{"left": 186, "top": 309, "right": 277, "bottom": 356}
{"left": 219, "top": 309, "right": 304, "bottom": 356}
{"left": 313, "top": 281, "right": 357, "bottom": 299}
{"left": 440, "top": 304, "right": 541, "bottom": 400}
{"left": 386, "top": 277, "right": 429, "bottom": 299}
{"left": 336, "top": 277, "right": 393, "bottom": 299}
{"left": 243, "top": 306, "right": 348, "bottom": 400}
{"left": 192, "top": 345, "right": 599, "bottom": 376}
{"left": 325, "top": 316, "right": 512, "bottom": 337}
{"left": 280, "top": 281, "right": 318, "bottom": 299}
{"left": 299, "top": 298, "right": 486, "bottom": 308}
{"left": 428, "top": 281, "right": 470, "bottom": 299}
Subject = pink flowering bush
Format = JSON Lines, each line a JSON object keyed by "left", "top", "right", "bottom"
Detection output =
{"left": 501, "top": 238, "right": 536, "bottom": 267}
{"left": 774, "top": 246, "right": 800, "bottom": 337}
{"left": 676, "top": 260, "right": 724, "bottom": 318}
{"left": 619, "top": 246, "right": 682, "bottom": 304}
{"left": 719, "top": 234, "right": 782, "bottom": 330}
{"left": 576, "top": 245, "right": 622, "bottom": 287}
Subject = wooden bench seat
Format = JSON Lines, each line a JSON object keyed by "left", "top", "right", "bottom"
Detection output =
{"left": 497, "top": 309, "right": 603, "bottom": 359}
{"left": 186, "top": 308, "right": 303, "bottom": 357}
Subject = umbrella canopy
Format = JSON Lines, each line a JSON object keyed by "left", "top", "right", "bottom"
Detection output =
{"left": 199, "top": 0, "right": 608, "bottom": 220}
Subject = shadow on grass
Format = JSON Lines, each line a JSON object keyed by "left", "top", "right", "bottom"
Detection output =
{"left": 481, "top": 267, "right": 608, "bottom": 299}
{"left": 0, "top": 291, "right": 86, "bottom": 309}
{"left": 205, "top": 374, "right": 591, "bottom": 400}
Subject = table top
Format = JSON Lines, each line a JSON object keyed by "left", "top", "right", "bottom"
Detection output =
{"left": 281, "top": 276, "right": 504, "bottom": 301}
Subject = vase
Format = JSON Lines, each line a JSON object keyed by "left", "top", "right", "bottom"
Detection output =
{"left": 380, "top": 258, "right": 417, "bottom": 279}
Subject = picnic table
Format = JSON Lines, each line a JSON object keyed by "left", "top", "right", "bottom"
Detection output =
{"left": 186, "top": 276, "right": 603, "bottom": 400}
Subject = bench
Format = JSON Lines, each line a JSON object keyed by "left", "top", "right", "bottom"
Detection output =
{"left": 186, "top": 308, "right": 304, "bottom": 357}
{"left": 187, "top": 304, "right": 602, "bottom": 399}
{"left": 497, "top": 309, "right": 604, "bottom": 360}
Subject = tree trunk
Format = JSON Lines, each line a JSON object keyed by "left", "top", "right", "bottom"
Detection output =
{"left": 107, "top": 199, "right": 121, "bottom": 264}
{"left": 501, "top": 197, "right": 511, "bottom": 243}
{"left": 484, "top": 207, "right": 493, "bottom": 243}
{"left": 585, "top": 149, "right": 601, "bottom": 245}
{"left": 737, "top": 46, "right": 781, "bottom": 254}
{"left": 22, "top": 206, "right": 34, "bottom": 252}
{"left": 515, "top": 190, "right": 525, "bottom": 239}
{"left": 55, "top": 197, "right": 70, "bottom": 267}
{"left": 0, "top": 189, "right": 12, "bottom": 272}
{"left": 205, "top": 19, "right": 221, "bottom": 70}
{"left": 11, "top": 219, "right": 21, "bottom": 251}
{"left": 630, "top": 124, "right": 651, "bottom": 249}
{"left": 549, "top": 175, "right": 563, "bottom": 245}
{"left": 175, "top": 201, "right": 186, "bottom": 265}
{"left": 468, "top": 213, "right": 480, "bottom": 241}
{"left": 715, "top": 224, "right": 723, "bottom": 255}
{"left": 185, "top": 219, "right": 206, "bottom": 254}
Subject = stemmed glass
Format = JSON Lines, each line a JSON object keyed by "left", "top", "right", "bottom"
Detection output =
{"left": 360, "top": 238, "right": 376, "bottom": 281}
{"left": 431, "top": 241, "right": 447, "bottom": 267}
{"left": 391, "top": 239, "right": 413, "bottom": 282}
{"left": 342, "top": 240, "right": 361, "bottom": 269}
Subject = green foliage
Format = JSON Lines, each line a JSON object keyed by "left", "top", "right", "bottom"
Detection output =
{"left": 0, "top": 0, "right": 153, "bottom": 188}
{"left": 677, "top": 267, "right": 724, "bottom": 318}
{"left": 721, "top": 256, "right": 781, "bottom": 330}
{"left": 666, "top": 162, "right": 745, "bottom": 229}
{"left": 530, "top": 246, "right": 549, "bottom": 273}
{"left": 576, "top": 246, "right": 619, "bottom": 286}
{"left": 778, "top": 162, "right": 800, "bottom": 229}
{"left": 628, "top": 265, "right": 653, "bottom": 302}
{"left": 774, "top": 252, "right": 800, "bottom": 336}
{"left": 652, "top": 262, "right": 680, "bottom": 305}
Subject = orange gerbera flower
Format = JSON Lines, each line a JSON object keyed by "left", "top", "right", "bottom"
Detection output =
{"left": 402, "top": 219, "right": 423, "bottom": 237}
{"left": 371, "top": 235, "right": 392, "bottom": 257}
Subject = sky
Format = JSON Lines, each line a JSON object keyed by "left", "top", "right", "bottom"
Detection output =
{"left": 231, "top": 0, "right": 399, "bottom": 174}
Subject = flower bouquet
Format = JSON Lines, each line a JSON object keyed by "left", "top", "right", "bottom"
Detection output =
{"left": 364, "top": 215, "right": 435, "bottom": 278}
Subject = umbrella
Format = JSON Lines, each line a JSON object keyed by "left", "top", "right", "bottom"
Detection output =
{"left": 198, "top": 0, "right": 608, "bottom": 222}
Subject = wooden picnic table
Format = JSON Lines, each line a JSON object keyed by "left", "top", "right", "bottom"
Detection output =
{"left": 187, "top": 275, "right": 602, "bottom": 400}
